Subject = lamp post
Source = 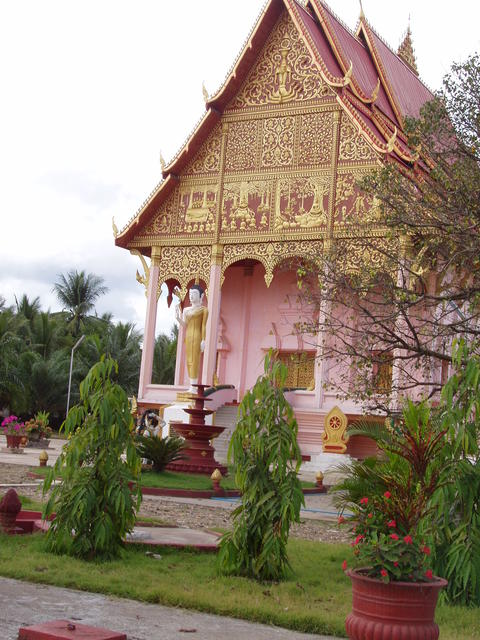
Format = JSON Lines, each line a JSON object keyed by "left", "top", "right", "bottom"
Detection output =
{"left": 66, "top": 334, "right": 85, "bottom": 417}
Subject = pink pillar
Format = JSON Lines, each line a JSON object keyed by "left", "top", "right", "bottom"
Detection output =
{"left": 237, "top": 268, "right": 254, "bottom": 398}
{"left": 202, "top": 248, "right": 223, "bottom": 387}
{"left": 138, "top": 262, "right": 160, "bottom": 399}
{"left": 174, "top": 322, "right": 186, "bottom": 386}
{"left": 314, "top": 298, "right": 330, "bottom": 408}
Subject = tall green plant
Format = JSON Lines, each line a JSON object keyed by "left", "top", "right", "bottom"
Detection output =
{"left": 218, "top": 351, "right": 304, "bottom": 581}
{"left": 433, "top": 340, "right": 480, "bottom": 605}
{"left": 43, "top": 357, "right": 142, "bottom": 560}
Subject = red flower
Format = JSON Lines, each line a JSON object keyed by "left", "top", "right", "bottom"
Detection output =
{"left": 387, "top": 520, "right": 396, "bottom": 528}
{"left": 403, "top": 535, "right": 413, "bottom": 545}
{"left": 368, "top": 513, "right": 373, "bottom": 519}
{"left": 383, "top": 491, "right": 391, "bottom": 499}
{"left": 390, "top": 533, "right": 399, "bottom": 540}
{"left": 380, "top": 569, "right": 388, "bottom": 577}
{"left": 360, "top": 497, "right": 369, "bottom": 505}
{"left": 425, "top": 569, "right": 433, "bottom": 579}
{"left": 338, "top": 516, "right": 346, "bottom": 525}
{"left": 354, "top": 534, "right": 364, "bottom": 545}
{"left": 393, "top": 561, "right": 399, "bottom": 567}
{"left": 342, "top": 560, "right": 348, "bottom": 571}
{"left": 422, "top": 545, "right": 431, "bottom": 556}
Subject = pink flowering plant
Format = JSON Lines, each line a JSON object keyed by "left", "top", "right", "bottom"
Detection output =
{"left": 337, "top": 400, "right": 448, "bottom": 583}
{"left": 2, "top": 415, "right": 26, "bottom": 437}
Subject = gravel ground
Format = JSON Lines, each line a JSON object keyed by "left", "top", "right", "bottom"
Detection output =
{"left": 0, "top": 463, "right": 349, "bottom": 544}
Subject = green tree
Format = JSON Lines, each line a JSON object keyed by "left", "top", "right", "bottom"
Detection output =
{"left": 152, "top": 325, "right": 177, "bottom": 384}
{"left": 43, "top": 358, "right": 142, "bottom": 560}
{"left": 298, "top": 53, "right": 480, "bottom": 411}
{"left": 218, "top": 352, "right": 304, "bottom": 581}
{"left": 432, "top": 340, "right": 480, "bottom": 605}
{"left": 53, "top": 270, "right": 108, "bottom": 337}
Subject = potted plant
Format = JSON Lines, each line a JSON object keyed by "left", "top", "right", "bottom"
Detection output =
{"left": 338, "top": 400, "right": 448, "bottom": 640}
{"left": 1, "top": 416, "right": 26, "bottom": 449}
{"left": 25, "top": 411, "right": 52, "bottom": 448}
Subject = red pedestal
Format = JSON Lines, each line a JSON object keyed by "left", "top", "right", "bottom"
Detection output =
{"left": 167, "top": 384, "right": 227, "bottom": 475}
{"left": 18, "top": 620, "right": 126, "bottom": 640}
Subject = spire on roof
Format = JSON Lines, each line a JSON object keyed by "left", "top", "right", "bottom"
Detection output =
{"left": 397, "top": 23, "right": 419, "bottom": 76}
{"left": 359, "top": 0, "right": 365, "bottom": 20}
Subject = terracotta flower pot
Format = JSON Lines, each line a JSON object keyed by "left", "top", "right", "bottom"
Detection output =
{"left": 5, "top": 434, "right": 22, "bottom": 449}
{"left": 346, "top": 569, "right": 447, "bottom": 640}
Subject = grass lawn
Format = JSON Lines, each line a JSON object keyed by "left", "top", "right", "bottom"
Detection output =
{"left": 31, "top": 467, "right": 316, "bottom": 491}
{"left": 0, "top": 533, "right": 477, "bottom": 639}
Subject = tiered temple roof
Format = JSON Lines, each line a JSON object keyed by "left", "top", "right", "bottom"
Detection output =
{"left": 116, "top": 0, "right": 433, "bottom": 250}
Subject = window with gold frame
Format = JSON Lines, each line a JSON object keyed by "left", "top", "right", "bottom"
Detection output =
{"left": 277, "top": 351, "right": 315, "bottom": 389}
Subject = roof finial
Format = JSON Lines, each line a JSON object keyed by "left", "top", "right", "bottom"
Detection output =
{"left": 397, "top": 19, "right": 419, "bottom": 76}
{"left": 202, "top": 82, "right": 209, "bottom": 104}
{"left": 359, "top": 0, "right": 365, "bottom": 19}
{"left": 159, "top": 151, "right": 166, "bottom": 172}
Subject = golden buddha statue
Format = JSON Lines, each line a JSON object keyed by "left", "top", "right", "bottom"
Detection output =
{"left": 175, "top": 285, "right": 209, "bottom": 390}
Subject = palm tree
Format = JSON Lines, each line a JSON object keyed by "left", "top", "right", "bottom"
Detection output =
{"left": 53, "top": 270, "right": 108, "bottom": 336}
{"left": 152, "top": 325, "right": 177, "bottom": 384}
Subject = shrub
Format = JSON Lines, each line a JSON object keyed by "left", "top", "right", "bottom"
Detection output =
{"left": 43, "top": 357, "right": 142, "bottom": 560}
{"left": 135, "top": 434, "right": 186, "bottom": 472}
{"left": 218, "top": 351, "right": 304, "bottom": 581}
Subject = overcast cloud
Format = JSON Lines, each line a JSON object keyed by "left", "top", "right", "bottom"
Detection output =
{"left": 1, "top": 0, "right": 479, "bottom": 336}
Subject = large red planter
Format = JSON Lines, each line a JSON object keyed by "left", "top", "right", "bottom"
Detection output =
{"left": 346, "top": 569, "right": 447, "bottom": 640}
{"left": 5, "top": 434, "right": 22, "bottom": 448}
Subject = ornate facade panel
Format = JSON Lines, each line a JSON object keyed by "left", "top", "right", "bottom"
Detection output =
{"left": 261, "top": 116, "right": 295, "bottom": 167}
{"left": 225, "top": 120, "right": 258, "bottom": 172}
{"left": 221, "top": 179, "right": 273, "bottom": 233}
{"left": 184, "top": 125, "right": 222, "bottom": 175}
{"left": 136, "top": 187, "right": 178, "bottom": 239}
{"left": 298, "top": 112, "right": 333, "bottom": 166}
{"left": 222, "top": 240, "right": 323, "bottom": 287}
{"left": 334, "top": 171, "right": 381, "bottom": 226}
{"left": 228, "top": 12, "right": 333, "bottom": 109}
{"left": 274, "top": 175, "right": 330, "bottom": 231}
{"left": 339, "top": 116, "right": 378, "bottom": 162}
{"left": 176, "top": 184, "right": 218, "bottom": 234}
{"left": 335, "top": 237, "right": 398, "bottom": 278}
{"left": 157, "top": 245, "right": 212, "bottom": 300}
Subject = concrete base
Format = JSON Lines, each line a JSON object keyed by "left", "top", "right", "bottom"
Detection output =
{"left": 163, "top": 402, "right": 213, "bottom": 437}
{"left": 18, "top": 619, "right": 126, "bottom": 639}
{"left": 0, "top": 447, "right": 24, "bottom": 454}
{"left": 301, "top": 452, "right": 353, "bottom": 475}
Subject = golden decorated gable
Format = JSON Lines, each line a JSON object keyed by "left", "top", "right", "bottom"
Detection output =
{"left": 228, "top": 11, "right": 333, "bottom": 109}
{"left": 339, "top": 114, "right": 378, "bottom": 163}
{"left": 184, "top": 124, "right": 222, "bottom": 176}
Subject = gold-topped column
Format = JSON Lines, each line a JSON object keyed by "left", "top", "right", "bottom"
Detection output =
{"left": 138, "top": 246, "right": 161, "bottom": 399}
{"left": 202, "top": 244, "right": 224, "bottom": 386}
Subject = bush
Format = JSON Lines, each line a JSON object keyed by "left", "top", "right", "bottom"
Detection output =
{"left": 135, "top": 434, "right": 186, "bottom": 472}
{"left": 218, "top": 351, "right": 304, "bottom": 581}
{"left": 43, "top": 357, "right": 142, "bottom": 560}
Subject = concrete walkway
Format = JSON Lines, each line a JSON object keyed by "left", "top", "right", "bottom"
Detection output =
{"left": 0, "top": 577, "right": 339, "bottom": 640}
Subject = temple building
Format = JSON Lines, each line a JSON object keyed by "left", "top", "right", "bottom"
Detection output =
{"left": 115, "top": 0, "right": 433, "bottom": 460}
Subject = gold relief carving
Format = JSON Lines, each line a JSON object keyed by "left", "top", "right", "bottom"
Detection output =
{"left": 261, "top": 116, "right": 295, "bottom": 167}
{"left": 274, "top": 176, "right": 329, "bottom": 230}
{"left": 185, "top": 125, "right": 221, "bottom": 175}
{"left": 222, "top": 240, "right": 323, "bottom": 288}
{"left": 138, "top": 189, "right": 177, "bottom": 238}
{"left": 157, "top": 245, "right": 212, "bottom": 299}
{"left": 336, "top": 237, "right": 397, "bottom": 277}
{"left": 229, "top": 13, "right": 332, "bottom": 109}
{"left": 225, "top": 120, "right": 257, "bottom": 172}
{"left": 339, "top": 117, "right": 377, "bottom": 161}
{"left": 178, "top": 187, "right": 217, "bottom": 233}
{"left": 335, "top": 173, "right": 378, "bottom": 226}
{"left": 222, "top": 180, "right": 272, "bottom": 232}
{"left": 298, "top": 112, "right": 333, "bottom": 166}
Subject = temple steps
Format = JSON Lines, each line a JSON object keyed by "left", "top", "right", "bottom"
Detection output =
{"left": 213, "top": 404, "right": 240, "bottom": 464}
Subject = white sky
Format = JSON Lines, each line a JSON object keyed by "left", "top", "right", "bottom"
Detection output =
{"left": 1, "top": 0, "right": 478, "bottom": 336}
